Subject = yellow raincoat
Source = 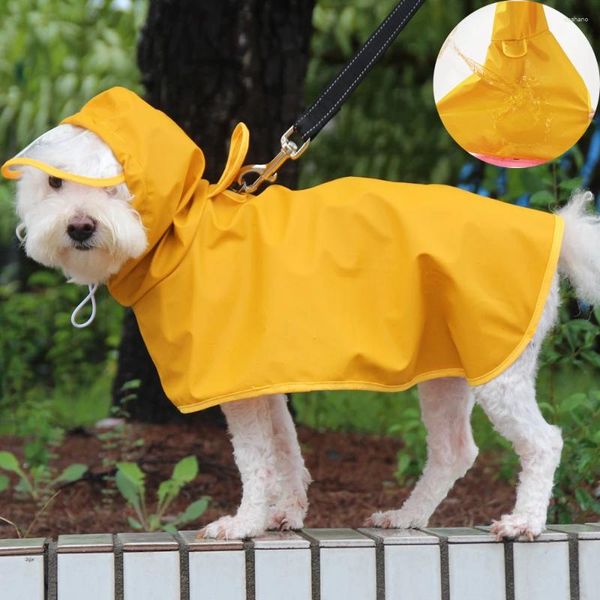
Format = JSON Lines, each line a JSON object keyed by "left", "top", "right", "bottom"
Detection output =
{"left": 436, "top": 1, "right": 592, "bottom": 166}
{"left": 2, "top": 88, "right": 563, "bottom": 412}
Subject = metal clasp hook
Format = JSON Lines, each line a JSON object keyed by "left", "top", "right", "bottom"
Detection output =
{"left": 236, "top": 126, "right": 310, "bottom": 194}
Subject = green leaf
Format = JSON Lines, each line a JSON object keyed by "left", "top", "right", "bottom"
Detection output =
{"left": 116, "top": 462, "right": 145, "bottom": 489}
{"left": 172, "top": 456, "right": 198, "bottom": 485}
{"left": 583, "top": 352, "right": 600, "bottom": 368}
{"left": 148, "top": 514, "right": 161, "bottom": 532}
{"left": 116, "top": 469, "right": 142, "bottom": 512}
{"left": 559, "top": 393, "right": 588, "bottom": 413}
{"left": 127, "top": 516, "right": 143, "bottom": 530}
{"left": 172, "top": 497, "right": 210, "bottom": 526}
{"left": 558, "top": 177, "right": 583, "bottom": 192}
{"left": 529, "top": 190, "right": 555, "bottom": 209}
{"left": 53, "top": 463, "right": 87, "bottom": 484}
{"left": 162, "top": 524, "right": 178, "bottom": 534}
{"left": 0, "top": 475, "right": 9, "bottom": 492}
{"left": 395, "top": 453, "right": 412, "bottom": 480}
{"left": 120, "top": 379, "right": 141, "bottom": 392}
{"left": 0, "top": 451, "right": 21, "bottom": 474}
{"left": 575, "top": 488, "right": 593, "bottom": 511}
{"left": 157, "top": 479, "right": 180, "bottom": 509}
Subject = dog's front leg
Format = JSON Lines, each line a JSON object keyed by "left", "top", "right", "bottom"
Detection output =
{"left": 200, "top": 396, "right": 277, "bottom": 539}
{"left": 267, "top": 394, "right": 311, "bottom": 530}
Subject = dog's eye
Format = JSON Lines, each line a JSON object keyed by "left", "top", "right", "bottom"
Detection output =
{"left": 48, "top": 176, "right": 63, "bottom": 189}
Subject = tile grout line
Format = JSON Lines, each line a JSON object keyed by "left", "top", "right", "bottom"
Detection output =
{"left": 113, "top": 534, "right": 124, "bottom": 600}
{"left": 174, "top": 532, "right": 190, "bottom": 600}
{"left": 503, "top": 540, "right": 515, "bottom": 600}
{"left": 45, "top": 539, "right": 57, "bottom": 600}
{"left": 422, "top": 530, "right": 449, "bottom": 600}
{"left": 567, "top": 533, "right": 580, "bottom": 600}
{"left": 440, "top": 536, "right": 450, "bottom": 600}
{"left": 244, "top": 539, "right": 255, "bottom": 600}
{"left": 356, "top": 529, "right": 385, "bottom": 600}
{"left": 297, "top": 530, "right": 321, "bottom": 600}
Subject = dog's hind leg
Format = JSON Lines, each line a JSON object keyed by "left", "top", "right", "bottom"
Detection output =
{"left": 472, "top": 283, "right": 562, "bottom": 540}
{"left": 366, "top": 377, "right": 478, "bottom": 528}
{"left": 200, "top": 396, "right": 277, "bottom": 539}
{"left": 266, "top": 394, "right": 312, "bottom": 530}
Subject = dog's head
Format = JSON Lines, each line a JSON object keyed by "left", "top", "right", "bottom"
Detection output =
{"left": 12, "top": 124, "right": 147, "bottom": 285}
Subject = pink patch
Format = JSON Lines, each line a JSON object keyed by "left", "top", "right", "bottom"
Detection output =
{"left": 473, "top": 154, "right": 547, "bottom": 168}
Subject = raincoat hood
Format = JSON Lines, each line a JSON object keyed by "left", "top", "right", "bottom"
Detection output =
{"left": 436, "top": 1, "right": 594, "bottom": 166}
{"left": 62, "top": 86, "right": 220, "bottom": 305}
{"left": 2, "top": 87, "right": 564, "bottom": 413}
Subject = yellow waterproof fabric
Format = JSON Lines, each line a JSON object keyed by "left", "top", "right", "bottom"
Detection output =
{"left": 16, "top": 87, "right": 563, "bottom": 413}
{"left": 436, "top": 1, "right": 592, "bottom": 165}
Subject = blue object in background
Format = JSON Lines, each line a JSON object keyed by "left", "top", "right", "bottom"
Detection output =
{"left": 457, "top": 161, "right": 482, "bottom": 193}
{"left": 496, "top": 167, "right": 507, "bottom": 197}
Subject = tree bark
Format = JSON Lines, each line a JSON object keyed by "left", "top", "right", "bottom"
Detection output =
{"left": 113, "top": 0, "right": 314, "bottom": 422}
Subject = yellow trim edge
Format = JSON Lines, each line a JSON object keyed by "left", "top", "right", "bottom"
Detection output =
{"left": 1, "top": 157, "right": 125, "bottom": 188}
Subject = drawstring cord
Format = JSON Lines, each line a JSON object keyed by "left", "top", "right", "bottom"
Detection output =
{"left": 70, "top": 283, "right": 98, "bottom": 328}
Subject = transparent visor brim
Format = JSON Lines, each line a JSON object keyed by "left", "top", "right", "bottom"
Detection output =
{"left": 0, "top": 126, "right": 125, "bottom": 188}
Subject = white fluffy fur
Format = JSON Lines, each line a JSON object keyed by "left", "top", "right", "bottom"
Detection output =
{"left": 557, "top": 191, "right": 600, "bottom": 304}
{"left": 15, "top": 125, "right": 146, "bottom": 284}
{"left": 12, "top": 124, "right": 600, "bottom": 541}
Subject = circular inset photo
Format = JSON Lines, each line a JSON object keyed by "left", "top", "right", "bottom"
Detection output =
{"left": 433, "top": 1, "right": 599, "bottom": 168}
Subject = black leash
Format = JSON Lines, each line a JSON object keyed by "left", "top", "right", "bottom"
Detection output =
{"left": 236, "top": 0, "right": 425, "bottom": 193}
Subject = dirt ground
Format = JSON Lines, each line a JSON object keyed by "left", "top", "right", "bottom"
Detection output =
{"left": 0, "top": 421, "right": 520, "bottom": 538}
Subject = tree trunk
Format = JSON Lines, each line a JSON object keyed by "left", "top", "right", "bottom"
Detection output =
{"left": 113, "top": 0, "right": 314, "bottom": 422}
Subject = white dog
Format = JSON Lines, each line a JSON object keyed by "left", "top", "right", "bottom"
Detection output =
{"left": 10, "top": 122, "right": 600, "bottom": 541}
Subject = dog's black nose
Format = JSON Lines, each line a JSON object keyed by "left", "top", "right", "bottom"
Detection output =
{"left": 67, "top": 217, "right": 96, "bottom": 242}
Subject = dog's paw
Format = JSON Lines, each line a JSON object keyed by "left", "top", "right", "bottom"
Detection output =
{"left": 198, "top": 514, "right": 268, "bottom": 540}
{"left": 267, "top": 498, "right": 308, "bottom": 531}
{"left": 490, "top": 513, "right": 544, "bottom": 541}
{"left": 267, "top": 499, "right": 307, "bottom": 531}
{"left": 364, "top": 509, "right": 428, "bottom": 529}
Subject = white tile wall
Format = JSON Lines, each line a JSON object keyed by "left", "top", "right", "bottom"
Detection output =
{"left": 513, "top": 541, "right": 570, "bottom": 600}
{"left": 188, "top": 549, "right": 246, "bottom": 600}
{"left": 123, "top": 550, "right": 180, "bottom": 600}
{"left": 58, "top": 553, "right": 114, "bottom": 600}
{"left": 385, "top": 544, "right": 441, "bottom": 600}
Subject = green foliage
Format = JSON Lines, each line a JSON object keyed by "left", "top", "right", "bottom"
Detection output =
{"left": 388, "top": 405, "right": 427, "bottom": 481}
{"left": 293, "top": 388, "right": 418, "bottom": 432}
{"left": 0, "top": 0, "right": 145, "bottom": 158}
{"left": 0, "top": 0, "right": 145, "bottom": 433}
{"left": 0, "top": 270, "right": 123, "bottom": 433}
{"left": 97, "top": 380, "right": 145, "bottom": 508}
{"left": 0, "top": 448, "right": 87, "bottom": 502}
{"left": 540, "top": 301, "right": 600, "bottom": 371}
{"left": 543, "top": 386, "right": 600, "bottom": 522}
{"left": 115, "top": 456, "right": 209, "bottom": 533}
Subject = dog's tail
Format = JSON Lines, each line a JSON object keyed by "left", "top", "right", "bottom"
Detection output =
{"left": 557, "top": 190, "right": 600, "bottom": 304}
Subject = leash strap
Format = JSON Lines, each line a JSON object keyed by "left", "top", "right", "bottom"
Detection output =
{"left": 294, "top": 0, "right": 425, "bottom": 142}
{"left": 236, "top": 0, "right": 425, "bottom": 193}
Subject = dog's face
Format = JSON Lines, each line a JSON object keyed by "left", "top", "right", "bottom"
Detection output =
{"left": 14, "top": 125, "right": 147, "bottom": 285}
